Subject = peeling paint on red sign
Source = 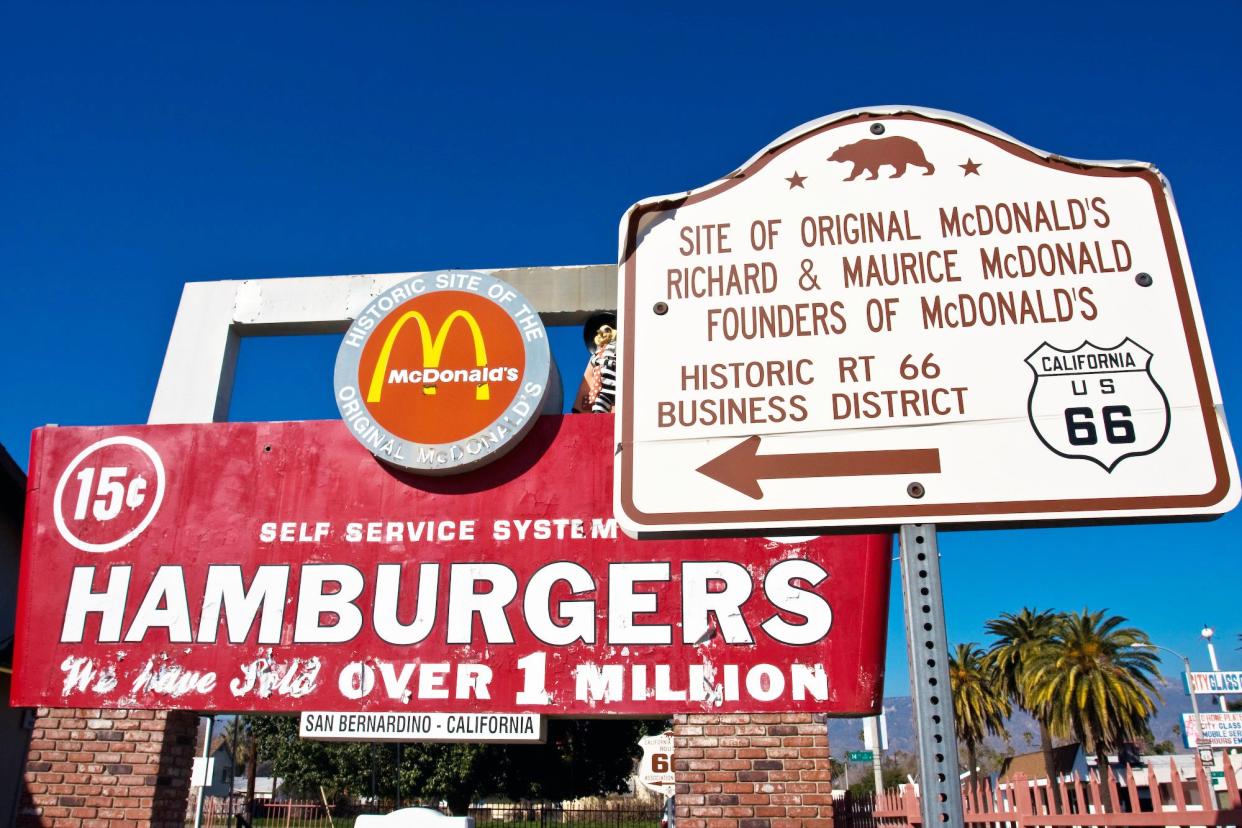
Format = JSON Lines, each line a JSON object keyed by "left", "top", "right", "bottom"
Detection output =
{"left": 12, "top": 415, "right": 889, "bottom": 715}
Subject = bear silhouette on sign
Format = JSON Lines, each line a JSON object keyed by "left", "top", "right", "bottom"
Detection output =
{"left": 828, "top": 136, "right": 935, "bottom": 181}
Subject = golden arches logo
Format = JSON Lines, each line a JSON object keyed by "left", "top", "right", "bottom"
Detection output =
{"left": 366, "top": 310, "right": 491, "bottom": 402}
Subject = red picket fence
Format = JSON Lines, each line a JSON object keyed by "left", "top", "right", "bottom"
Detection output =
{"left": 200, "top": 798, "right": 343, "bottom": 828}
{"left": 837, "top": 756, "right": 1242, "bottom": 828}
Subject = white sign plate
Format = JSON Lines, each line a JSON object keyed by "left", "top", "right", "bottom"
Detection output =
{"left": 616, "top": 107, "right": 1238, "bottom": 534}
{"left": 863, "top": 712, "right": 888, "bottom": 751}
{"left": 299, "top": 711, "right": 545, "bottom": 743}
{"left": 637, "top": 732, "right": 675, "bottom": 795}
{"left": 1183, "top": 712, "right": 1242, "bottom": 748}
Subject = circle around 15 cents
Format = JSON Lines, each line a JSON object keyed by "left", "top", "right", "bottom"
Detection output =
{"left": 52, "top": 436, "right": 167, "bottom": 553}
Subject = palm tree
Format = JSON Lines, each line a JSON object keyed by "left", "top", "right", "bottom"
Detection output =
{"left": 985, "top": 609, "right": 1062, "bottom": 792}
{"left": 949, "top": 643, "right": 1011, "bottom": 789}
{"left": 1023, "top": 609, "right": 1161, "bottom": 808}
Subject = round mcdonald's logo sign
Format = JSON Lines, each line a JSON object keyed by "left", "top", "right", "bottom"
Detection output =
{"left": 334, "top": 271, "right": 552, "bottom": 474}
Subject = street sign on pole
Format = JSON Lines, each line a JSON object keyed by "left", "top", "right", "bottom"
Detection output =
{"left": 847, "top": 751, "right": 874, "bottom": 763}
{"left": 614, "top": 106, "right": 1241, "bottom": 828}
{"left": 1182, "top": 712, "right": 1242, "bottom": 748}
{"left": 615, "top": 107, "right": 1238, "bottom": 536}
{"left": 1185, "top": 671, "right": 1242, "bottom": 695}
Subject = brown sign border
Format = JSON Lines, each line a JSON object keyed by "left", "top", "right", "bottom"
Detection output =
{"left": 618, "top": 110, "right": 1232, "bottom": 529}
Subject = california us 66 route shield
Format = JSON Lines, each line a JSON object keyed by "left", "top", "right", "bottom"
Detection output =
{"left": 1026, "top": 339, "right": 1170, "bottom": 472}
{"left": 615, "top": 107, "right": 1238, "bottom": 535}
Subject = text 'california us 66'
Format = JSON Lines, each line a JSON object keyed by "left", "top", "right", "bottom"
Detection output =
{"left": 615, "top": 107, "right": 1238, "bottom": 535}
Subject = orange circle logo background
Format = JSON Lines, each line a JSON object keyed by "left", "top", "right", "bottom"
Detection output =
{"left": 357, "top": 290, "right": 526, "bottom": 444}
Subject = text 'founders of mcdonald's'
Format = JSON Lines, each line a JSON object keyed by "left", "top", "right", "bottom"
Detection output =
{"left": 333, "top": 271, "right": 552, "bottom": 474}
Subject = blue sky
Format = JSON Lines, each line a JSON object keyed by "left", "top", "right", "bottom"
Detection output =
{"left": 3, "top": 1, "right": 1239, "bottom": 695}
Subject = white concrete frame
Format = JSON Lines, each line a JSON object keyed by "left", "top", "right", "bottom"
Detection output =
{"left": 155, "top": 264, "right": 615, "bottom": 828}
{"left": 148, "top": 265, "right": 616, "bottom": 423}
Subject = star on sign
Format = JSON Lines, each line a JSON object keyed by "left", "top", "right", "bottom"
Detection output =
{"left": 786, "top": 171, "right": 807, "bottom": 189}
{"left": 960, "top": 158, "right": 982, "bottom": 176}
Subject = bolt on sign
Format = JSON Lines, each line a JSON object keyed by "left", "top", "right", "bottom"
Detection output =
{"left": 334, "top": 270, "right": 551, "bottom": 474}
{"left": 10, "top": 415, "right": 890, "bottom": 715}
{"left": 615, "top": 107, "right": 1238, "bottom": 535}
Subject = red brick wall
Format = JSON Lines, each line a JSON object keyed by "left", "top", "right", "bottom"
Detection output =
{"left": 673, "top": 713, "right": 833, "bottom": 828}
{"left": 19, "top": 708, "right": 198, "bottom": 828}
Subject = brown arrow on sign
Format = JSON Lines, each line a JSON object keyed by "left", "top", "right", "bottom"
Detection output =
{"left": 696, "top": 436, "right": 941, "bottom": 500}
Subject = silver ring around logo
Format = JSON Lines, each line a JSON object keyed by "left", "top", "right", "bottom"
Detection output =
{"left": 333, "top": 270, "right": 552, "bottom": 475}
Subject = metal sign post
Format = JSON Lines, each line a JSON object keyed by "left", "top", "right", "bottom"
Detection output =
{"left": 192, "top": 714, "right": 214, "bottom": 828}
{"left": 863, "top": 717, "right": 884, "bottom": 795}
{"left": 871, "top": 746, "right": 884, "bottom": 799}
{"left": 899, "top": 524, "right": 964, "bottom": 828}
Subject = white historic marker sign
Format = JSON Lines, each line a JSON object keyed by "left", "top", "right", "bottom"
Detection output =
{"left": 615, "top": 107, "right": 1238, "bottom": 535}
{"left": 637, "top": 731, "right": 675, "bottom": 795}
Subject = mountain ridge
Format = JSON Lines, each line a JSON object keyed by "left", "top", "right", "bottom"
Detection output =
{"left": 830, "top": 679, "right": 1202, "bottom": 759}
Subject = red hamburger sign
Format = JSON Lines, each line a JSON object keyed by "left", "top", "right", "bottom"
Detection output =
{"left": 334, "top": 270, "right": 552, "bottom": 474}
{"left": 10, "top": 416, "right": 890, "bottom": 715}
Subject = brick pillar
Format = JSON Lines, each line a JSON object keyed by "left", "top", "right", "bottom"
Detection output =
{"left": 19, "top": 708, "right": 199, "bottom": 828}
{"left": 674, "top": 713, "right": 833, "bottom": 828}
